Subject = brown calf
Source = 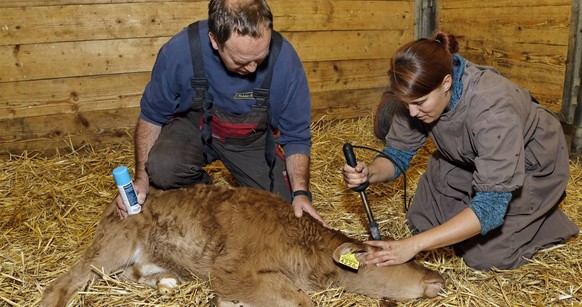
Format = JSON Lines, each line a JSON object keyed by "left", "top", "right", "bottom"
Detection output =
{"left": 41, "top": 185, "right": 445, "bottom": 306}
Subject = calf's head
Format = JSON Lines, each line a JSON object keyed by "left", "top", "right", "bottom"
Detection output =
{"left": 332, "top": 242, "right": 445, "bottom": 300}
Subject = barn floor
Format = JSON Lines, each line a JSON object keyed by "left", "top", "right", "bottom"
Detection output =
{"left": 1, "top": 117, "right": 581, "bottom": 306}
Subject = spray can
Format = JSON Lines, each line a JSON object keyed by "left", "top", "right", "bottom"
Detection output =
{"left": 112, "top": 165, "right": 141, "bottom": 215}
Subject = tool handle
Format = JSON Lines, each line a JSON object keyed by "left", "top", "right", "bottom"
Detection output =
{"left": 360, "top": 192, "right": 382, "bottom": 240}
{"left": 342, "top": 143, "right": 369, "bottom": 192}
{"left": 369, "top": 221, "right": 382, "bottom": 240}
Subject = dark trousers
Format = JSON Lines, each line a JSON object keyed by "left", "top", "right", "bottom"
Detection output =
{"left": 407, "top": 151, "right": 578, "bottom": 270}
{"left": 145, "top": 112, "right": 291, "bottom": 201}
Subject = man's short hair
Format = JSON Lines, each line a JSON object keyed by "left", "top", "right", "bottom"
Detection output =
{"left": 208, "top": 0, "right": 274, "bottom": 47}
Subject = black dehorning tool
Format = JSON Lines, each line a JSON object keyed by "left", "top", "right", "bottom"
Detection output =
{"left": 343, "top": 143, "right": 382, "bottom": 240}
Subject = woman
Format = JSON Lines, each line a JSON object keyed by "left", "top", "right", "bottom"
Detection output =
{"left": 343, "top": 31, "right": 578, "bottom": 270}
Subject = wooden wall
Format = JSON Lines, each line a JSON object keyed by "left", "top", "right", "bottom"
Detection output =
{"left": 438, "top": 0, "right": 573, "bottom": 115}
{"left": 0, "top": 0, "right": 414, "bottom": 155}
{"left": 0, "top": 0, "right": 574, "bottom": 156}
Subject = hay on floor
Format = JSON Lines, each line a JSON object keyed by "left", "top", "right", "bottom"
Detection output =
{"left": 1, "top": 116, "right": 581, "bottom": 306}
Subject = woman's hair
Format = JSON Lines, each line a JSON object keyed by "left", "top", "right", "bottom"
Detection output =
{"left": 208, "top": 0, "right": 273, "bottom": 47}
{"left": 388, "top": 31, "right": 459, "bottom": 101}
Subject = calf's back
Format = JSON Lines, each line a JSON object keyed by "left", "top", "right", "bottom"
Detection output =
{"left": 41, "top": 185, "right": 444, "bottom": 306}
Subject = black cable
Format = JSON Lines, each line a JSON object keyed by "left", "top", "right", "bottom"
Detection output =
{"left": 350, "top": 145, "right": 409, "bottom": 212}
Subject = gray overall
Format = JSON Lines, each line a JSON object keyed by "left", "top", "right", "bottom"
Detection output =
{"left": 387, "top": 62, "right": 579, "bottom": 270}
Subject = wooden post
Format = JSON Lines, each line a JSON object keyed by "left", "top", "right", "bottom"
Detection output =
{"left": 562, "top": 0, "right": 582, "bottom": 154}
{"left": 415, "top": 0, "right": 437, "bottom": 39}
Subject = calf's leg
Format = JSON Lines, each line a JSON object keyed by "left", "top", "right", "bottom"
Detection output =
{"left": 40, "top": 232, "right": 139, "bottom": 307}
{"left": 125, "top": 263, "right": 182, "bottom": 295}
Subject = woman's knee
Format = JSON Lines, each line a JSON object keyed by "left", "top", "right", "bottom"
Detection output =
{"left": 462, "top": 251, "right": 524, "bottom": 271}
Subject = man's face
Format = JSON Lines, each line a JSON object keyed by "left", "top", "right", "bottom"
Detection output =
{"left": 209, "top": 26, "right": 271, "bottom": 75}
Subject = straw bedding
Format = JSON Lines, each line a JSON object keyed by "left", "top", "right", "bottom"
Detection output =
{"left": 1, "top": 116, "right": 580, "bottom": 306}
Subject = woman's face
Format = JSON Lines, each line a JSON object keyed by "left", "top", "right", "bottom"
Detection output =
{"left": 405, "top": 74, "right": 452, "bottom": 124}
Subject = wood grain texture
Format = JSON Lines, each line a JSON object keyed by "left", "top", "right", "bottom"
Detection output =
{"left": 0, "top": 0, "right": 572, "bottom": 154}
{"left": 0, "top": 60, "right": 390, "bottom": 121}
{"left": 0, "top": 1, "right": 411, "bottom": 45}
{"left": 438, "top": 0, "right": 572, "bottom": 114}
{"left": 0, "top": 87, "right": 386, "bottom": 156}
{"left": 0, "top": 30, "right": 408, "bottom": 82}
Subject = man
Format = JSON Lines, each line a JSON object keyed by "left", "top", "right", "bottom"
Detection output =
{"left": 116, "top": 0, "right": 324, "bottom": 224}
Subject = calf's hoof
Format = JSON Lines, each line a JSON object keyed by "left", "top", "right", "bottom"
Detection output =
{"left": 157, "top": 277, "right": 178, "bottom": 295}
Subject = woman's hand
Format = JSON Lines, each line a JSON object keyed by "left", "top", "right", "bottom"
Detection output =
{"left": 342, "top": 162, "right": 369, "bottom": 188}
{"left": 363, "top": 237, "right": 421, "bottom": 266}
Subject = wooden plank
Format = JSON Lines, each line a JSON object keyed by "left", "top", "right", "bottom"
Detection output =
{"left": 0, "top": 30, "right": 410, "bottom": 82}
{"left": 305, "top": 59, "right": 391, "bottom": 92}
{"left": 0, "top": 59, "right": 391, "bottom": 120}
{"left": 440, "top": 0, "right": 570, "bottom": 9}
{"left": 0, "top": 1, "right": 412, "bottom": 46}
{"left": 458, "top": 38, "right": 568, "bottom": 63}
{"left": 447, "top": 48, "right": 566, "bottom": 113}
{"left": 311, "top": 87, "right": 386, "bottom": 120}
{"left": 463, "top": 49, "right": 565, "bottom": 86}
{"left": 439, "top": 8, "right": 570, "bottom": 51}
{"left": 0, "top": 3, "right": 207, "bottom": 46}
{"left": 273, "top": 1, "right": 413, "bottom": 32}
{"left": 0, "top": 0, "right": 206, "bottom": 8}
{"left": 438, "top": 0, "right": 572, "bottom": 115}
{"left": 0, "top": 108, "right": 140, "bottom": 156}
{"left": 0, "top": 0, "right": 403, "bottom": 9}
{"left": 1, "top": 82, "right": 561, "bottom": 156}
{"left": 0, "top": 73, "right": 149, "bottom": 120}
{"left": 0, "top": 37, "right": 165, "bottom": 82}
{"left": 0, "top": 87, "right": 385, "bottom": 155}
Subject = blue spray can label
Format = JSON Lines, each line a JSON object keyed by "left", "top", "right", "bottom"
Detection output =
{"left": 112, "top": 166, "right": 141, "bottom": 215}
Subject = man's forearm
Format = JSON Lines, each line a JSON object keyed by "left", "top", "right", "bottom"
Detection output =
{"left": 285, "top": 153, "right": 310, "bottom": 191}
{"left": 134, "top": 118, "right": 162, "bottom": 182}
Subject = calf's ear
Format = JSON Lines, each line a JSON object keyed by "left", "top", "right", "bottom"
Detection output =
{"left": 332, "top": 242, "right": 367, "bottom": 262}
{"left": 332, "top": 243, "right": 363, "bottom": 259}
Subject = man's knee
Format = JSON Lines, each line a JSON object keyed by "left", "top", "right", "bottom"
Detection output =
{"left": 146, "top": 155, "right": 178, "bottom": 189}
{"left": 146, "top": 153, "right": 211, "bottom": 190}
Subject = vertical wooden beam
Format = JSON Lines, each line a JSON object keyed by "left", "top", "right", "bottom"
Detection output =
{"left": 561, "top": 0, "right": 581, "bottom": 124}
{"left": 561, "top": 0, "right": 582, "bottom": 153}
{"left": 414, "top": 0, "right": 437, "bottom": 39}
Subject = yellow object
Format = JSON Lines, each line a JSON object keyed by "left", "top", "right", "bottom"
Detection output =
{"left": 339, "top": 253, "right": 360, "bottom": 270}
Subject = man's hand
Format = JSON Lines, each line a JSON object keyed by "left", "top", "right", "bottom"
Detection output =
{"left": 116, "top": 177, "right": 149, "bottom": 220}
{"left": 291, "top": 195, "right": 328, "bottom": 227}
{"left": 118, "top": 118, "right": 161, "bottom": 219}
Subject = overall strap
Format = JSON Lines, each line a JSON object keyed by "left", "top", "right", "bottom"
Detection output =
{"left": 254, "top": 30, "right": 283, "bottom": 192}
{"left": 187, "top": 21, "right": 215, "bottom": 162}
{"left": 188, "top": 21, "right": 209, "bottom": 107}
{"left": 252, "top": 31, "right": 283, "bottom": 110}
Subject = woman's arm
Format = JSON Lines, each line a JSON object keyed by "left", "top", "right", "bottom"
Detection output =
{"left": 364, "top": 208, "right": 481, "bottom": 266}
